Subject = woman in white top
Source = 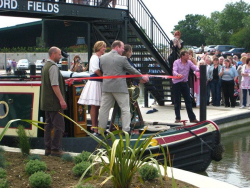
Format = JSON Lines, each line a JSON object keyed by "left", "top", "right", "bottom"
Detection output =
{"left": 78, "top": 41, "right": 106, "bottom": 133}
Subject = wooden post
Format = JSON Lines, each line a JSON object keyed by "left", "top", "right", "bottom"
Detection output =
{"left": 200, "top": 65, "right": 207, "bottom": 121}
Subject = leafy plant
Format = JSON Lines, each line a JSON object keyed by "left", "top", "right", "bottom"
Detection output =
{"left": 0, "top": 178, "right": 8, "bottom": 188}
{"left": 139, "top": 164, "right": 159, "bottom": 181}
{"left": 0, "top": 119, "right": 45, "bottom": 142}
{"left": 59, "top": 112, "right": 171, "bottom": 188}
{"left": 29, "top": 171, "right": 51, "bottom": 188}
{"left": 16, "top": 125, "right": 30, "bottom": 156}
{"left": 25, "top": 159, "right": 47, "bottom": 175}
{"left": 0, "top": 168, "right": 7, "bottom": 179}
{"left": 74, "top": 151, "right": 93, "bottom": 164}
{"left": 28, "top": 154, "right": 42, "bottom": 161}
{"left": 61, "top": 153, "right": 73, "bottom": 162}
{"left": 72, "top": 161, "right": 91, "bottom": 177}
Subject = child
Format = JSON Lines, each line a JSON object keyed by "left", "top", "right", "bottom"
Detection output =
{"left": 234, "top": 85, "right": 239, "bottom": 105}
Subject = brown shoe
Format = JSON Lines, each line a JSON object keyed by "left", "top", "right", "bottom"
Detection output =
{"left": 190, "top": 119, "right": 199, "bottom": 123}
{"left": 51, "top": 150, "right": 65, "bottom": 157}
{"left": 45, "top": 149, "right": 51, "bottom": 156}
{"left": 175, "top": 119, "right": 181, "bottom": 123}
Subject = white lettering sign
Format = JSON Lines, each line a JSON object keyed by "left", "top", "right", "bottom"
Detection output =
{"left": 0, "top": 0, "right": 17, "bottom": 9}
{"left": 27, "top": 1, "right": 59, "bottom": 14}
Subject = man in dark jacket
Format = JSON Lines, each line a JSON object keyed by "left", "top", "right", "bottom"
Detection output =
{"left": 40, "top": 46, "right": 67, "bottom": 157}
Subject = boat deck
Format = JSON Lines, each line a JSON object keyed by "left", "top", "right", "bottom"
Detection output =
{"left": 87, "top": 98, "right": 250, "bottom": 131}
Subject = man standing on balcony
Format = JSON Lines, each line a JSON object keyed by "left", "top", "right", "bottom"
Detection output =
{"left": 40, "top": 47, "right": 67, "bottom": 157}
{"left": 172, "top": 50, "right": 199, "bottom": 123}
{"left": 98, "top": 40, "right": 148, "bottom": 134}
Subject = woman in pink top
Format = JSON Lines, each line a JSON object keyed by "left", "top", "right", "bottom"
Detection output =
{"left": 240, "top": 58, "right": 250, "bottom": 109}
{"left": 194, "top": 60, "right": 205, "bottom": 107}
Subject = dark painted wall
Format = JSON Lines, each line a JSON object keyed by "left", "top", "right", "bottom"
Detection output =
{"left": 0, "top": 20, "right": 88, "bottom": 49}
{"left": 43, "top": 20, "right": 88, "bottom": 48}
{"left": 0, "top": 23, "right": 42, "bottom": 48}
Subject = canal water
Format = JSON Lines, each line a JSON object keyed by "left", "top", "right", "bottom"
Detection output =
{"left": 204, "top": 125, "right": 250, "bottom": 188}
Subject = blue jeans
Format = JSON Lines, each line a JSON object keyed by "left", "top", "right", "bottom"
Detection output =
{"left": 242, "top": 89, "right": 250, "bottom": 106}
{"left": 173, "top": 82, "right": 196, "bottom": 121}
{"left": 210, "top": 79, "right": 221, "bottom": 106}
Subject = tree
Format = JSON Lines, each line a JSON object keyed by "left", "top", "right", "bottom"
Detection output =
{"left": 198, "top": 11, "right": 221, "bottom": 45}
{"left": 230, "top": 15, "right": 250, "bottom": 50}
{"left": 218, "top": 0, "right": 250, "bottom": 44}
{"left": 198, "top": 0, "right": 250, "bottom": 46}
{"left": 172, "top": 14, "right": 206, "bottom": 46}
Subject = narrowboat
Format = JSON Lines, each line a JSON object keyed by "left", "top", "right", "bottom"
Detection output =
{"left": 0, "top": 71, "right": 223, "bottom": 172}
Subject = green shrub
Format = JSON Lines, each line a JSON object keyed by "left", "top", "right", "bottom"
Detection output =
{"left": 16, "top": 125, "right": 30, "bottom": 156}
{"left": 0, "top": 155, "right": 6, "bottom": 168}
{"left": 0, "top": 168, "right": 7, "bottom": 179}
{"left": 28, "top": 154, "right": 41, "bottom": 161}
{"left": 61, "top": 153, "right": 73, "bottom": 162}
{"left": 29, "top": 171, "right": 51, "bottom": 188}
{"left": 139, "top": 164, "right": 159, "bottom": 181}
{"left": 0, "top": 178, "right": 8, "bottom": 188}
{"left": 25, "top": 160, "right": 47, "bottom": 175}
{"left": 74, "top": 151, "right": 93, "bottom": 164}
{"left": 72, "top": 161, "right": 91, "bottom": 177}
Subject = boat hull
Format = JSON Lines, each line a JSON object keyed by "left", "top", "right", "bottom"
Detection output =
{"left": 1, "top": 120, "right": 222, "bottom": 172}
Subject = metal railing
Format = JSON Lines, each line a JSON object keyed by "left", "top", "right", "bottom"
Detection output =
{"left": 12, "top": 0, "right": 171, "bottom": 61}
{"left": 128, "top": 0, "right": 171, "bottom": 61}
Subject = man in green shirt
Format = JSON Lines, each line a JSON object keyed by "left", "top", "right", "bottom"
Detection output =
{"left": 40, "top": 46, "right": 67, "bottom": 157}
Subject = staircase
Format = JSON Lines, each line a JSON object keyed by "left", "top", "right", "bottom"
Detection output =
{"left": 91, "top": 0, "right": 173, "bottom": 106}
{"left": 0, "top": 0, "right": 173, "bottom": 105}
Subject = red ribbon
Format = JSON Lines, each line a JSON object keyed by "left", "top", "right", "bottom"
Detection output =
{"left": 65, "top": 74, "right": 178, "bottom": 86}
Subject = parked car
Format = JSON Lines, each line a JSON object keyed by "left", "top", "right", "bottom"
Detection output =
{"left": 17, "top": 59, "right": 30, "bottom": 70}
{"left": 221, "top": 48, "right": 246, "bottom": 58}
{"left": 194, "top": 47, "right": 202, "bottom": 54}
{"left": 35, "top": 60, "right": 44, "bottom": 70}
{"left": 204, "top": 45, "right": 216, "bottom": 54}
{"left": 214, "top": 45, "right": 237, "bottom": 55}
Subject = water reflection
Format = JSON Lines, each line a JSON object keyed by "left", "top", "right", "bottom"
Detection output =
{"left": 205, "top": 126, "right": 250, "bottom": 188}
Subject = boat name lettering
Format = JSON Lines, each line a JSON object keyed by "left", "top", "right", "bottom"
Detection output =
{"left": 27, "top": 1, "right": 59, "bottom": 13}
{"left": 0, "top": 0, "right": 18, "bottom": 9}
{"left": 0, "top": 0, "right": 59, "bottom": 13}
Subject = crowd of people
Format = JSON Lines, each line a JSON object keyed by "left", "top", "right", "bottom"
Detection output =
{"left": 190, "top": 51, "right": 250, "bottom": 109}
{"left": 168, "top": 30, "right": 250, "bottom": 123}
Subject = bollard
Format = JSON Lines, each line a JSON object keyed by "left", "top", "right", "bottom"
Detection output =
{"left": 61, "top": 58, "right": 68, "bottom": 71}
{"left": 200, "top": 65, "right": 207, "bottom": 121}
{"left": 30, "top": 62, "right": 36, "bottom": 75}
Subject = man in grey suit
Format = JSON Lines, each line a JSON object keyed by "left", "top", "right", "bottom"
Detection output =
{"left": 99, "top": 40, "right": 148, "bottom": 134}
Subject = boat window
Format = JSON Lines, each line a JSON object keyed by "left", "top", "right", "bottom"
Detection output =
{"left": 0, "top": 101, "right": 9, "bottom": 119}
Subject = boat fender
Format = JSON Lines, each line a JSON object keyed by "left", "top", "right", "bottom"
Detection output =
{"left": 211, "top": 143, "right": 225, "bottom": 162}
